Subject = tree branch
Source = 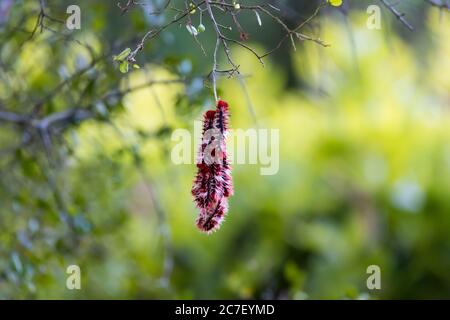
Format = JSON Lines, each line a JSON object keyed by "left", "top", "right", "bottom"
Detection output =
{"left": 379, "top": 0, "right": 414, "bottom": 31}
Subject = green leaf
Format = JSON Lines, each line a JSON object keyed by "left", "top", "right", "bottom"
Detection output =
{"left": 119, "top": 61, "right": 129, "bottom": 73}
{"left": 329, "top": 0, "right": 343, "bottom": 6}
{"left": 114, "top": 48, "right": 131, "bottom": 62}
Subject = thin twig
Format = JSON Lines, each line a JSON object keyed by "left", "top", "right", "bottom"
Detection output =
{"left": 379, "top": 0, "right": 414, "bottom": 31}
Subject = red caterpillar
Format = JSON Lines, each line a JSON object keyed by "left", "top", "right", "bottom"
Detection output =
{"left": 192, "top": 100, "right": 233, "bottom": 233}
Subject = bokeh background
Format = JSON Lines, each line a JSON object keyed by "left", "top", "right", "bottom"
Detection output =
{"left": 0, "top": 0, "right": 449, "bottom": 299}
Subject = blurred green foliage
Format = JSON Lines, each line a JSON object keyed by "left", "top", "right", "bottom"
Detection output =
{"left": 0, "top": 1, "right": 449, "bottom": 299}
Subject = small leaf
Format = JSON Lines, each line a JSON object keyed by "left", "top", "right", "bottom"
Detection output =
{"left": 114, "top": 48, "right": 131, "bottom": 62}
{"left": 189, "top": 2, "right": 196, "bottom": 14}
{"left": 329, "top": 0, "right": 343, "bottom": 6}
{"left": 133, "top": 64, "right": 140, "bottom": 69}
{"left": 119, "top": 61, "right": 129, "bottom": 73}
